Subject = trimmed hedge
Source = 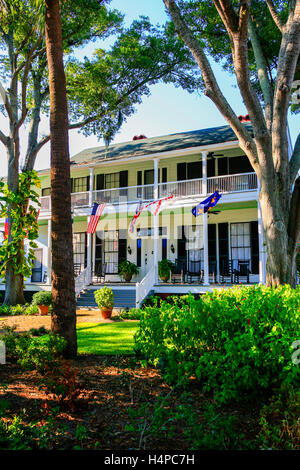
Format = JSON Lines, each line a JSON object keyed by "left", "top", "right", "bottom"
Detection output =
{"left": 134, "top": 285, "right": 300, "bottom": 403}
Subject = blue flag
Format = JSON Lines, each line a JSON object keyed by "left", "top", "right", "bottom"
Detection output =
{"left": 191, "top": 191, "right": 222, "bottom": 217}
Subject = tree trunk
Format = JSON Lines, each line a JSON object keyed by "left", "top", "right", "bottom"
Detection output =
{"left": 45, "top": 0, "right": 77, "bottom": 358}
{"left": 4, "top": 141, "right": 25, "bottom": 306}
{"left": 260, "top": 177, "right": 297, "bottom": 288}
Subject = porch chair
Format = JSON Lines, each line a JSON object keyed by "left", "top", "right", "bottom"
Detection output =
{"left": 234, "top": 260, "right": 250, "bottom": 284}
{"left": 95, "top": 261, "right": 107, "bottom": 284}
{"left": 171, "top": 258, "right": 186, "bottom": 284}
{"left": 219, "top": 259, "right": 234, "bottom": 284}
{"left": 187, "top": 260, "right": 203, "bottom": 284}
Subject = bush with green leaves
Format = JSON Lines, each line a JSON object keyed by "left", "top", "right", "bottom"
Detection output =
{"left": 120, "top": 308, "right": 143, "bottom": 320}
{"left": 0, "top": 304, "right": 12, "bottom": 315}
{"left": 118, "top": 260, "right": 139, "bottom": 280}
{"left": 258, "top": 389, "right": 300, "bottom": 450}
{"left": 158, "top": 259, "right": 174, "bottom": 281}
{"left": 134, "top": 285, "right": 300, "bottom": 403}
{"left": 94, "top": 287, "right": 114, "bottom": 309}
{"left": 1, "top": 327, "right": 66, "bottom": 372}
{"left": 32, "top": 291, "right": 52, "bottom": 306}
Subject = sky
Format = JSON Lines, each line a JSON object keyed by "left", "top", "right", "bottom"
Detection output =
{"left": 0, "top": 0, "right": 298, "bottom": 177}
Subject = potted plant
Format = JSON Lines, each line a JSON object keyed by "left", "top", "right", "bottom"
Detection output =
{"left": 32, "top": 291, "right": 52, "bottom": 315}
{"left": 94, "top": 287, "right": 114, "bottom": 319}
{"left": 158, "top": 259, "right": 174, "bottom": 282}
{"left": 118, "top": 260, "right": 139, "bottom": 282}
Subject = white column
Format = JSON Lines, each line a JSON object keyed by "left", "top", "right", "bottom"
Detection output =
{"left": 47, "top": 218, "right": 51, "bottom": 284}
{"left": 153, "top": 158, "right": 159, "bottom": 284}
{"left": 87, "top": 224, "right": 92, "bottom": 285}
{"left": 258, "top": 199, "right": 265, "bottom": 284}
{"left": 202, "top": 151, "right": 209, "bottom": 284}
{"left": 89, "top": 167, "right": 94, "bottom": 207}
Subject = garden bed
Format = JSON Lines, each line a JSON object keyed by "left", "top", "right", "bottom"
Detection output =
{"left": 0, "top": 355, "right": 262, "bottom": 450}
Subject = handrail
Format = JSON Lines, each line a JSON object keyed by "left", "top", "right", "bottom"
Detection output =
{"left": 136, "top": 266, "right": 155, "bottom": 308}
{"left": 38, "top": 172, "right": 258, "bottom": 211}
{"left": 75, "top": 267, "right": 89, "bottom": 298}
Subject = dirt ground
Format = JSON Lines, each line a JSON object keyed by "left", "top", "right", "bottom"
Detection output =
{"left": 0, "top": 309, "right": 120, "bottom": 334}
{"left": 0, "top": 354, "right": 261, "bottom": 450}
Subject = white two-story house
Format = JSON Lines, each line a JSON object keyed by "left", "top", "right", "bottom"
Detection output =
{"left": 0, "top": 122, "right": 267, "bottom": 307}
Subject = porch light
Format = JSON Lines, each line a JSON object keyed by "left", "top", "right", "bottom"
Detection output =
{"left": 127, "top": 246, "right": 132, "bottom": 255}
{"left": 170, "top": 244, "right": 175, "bottom": 254}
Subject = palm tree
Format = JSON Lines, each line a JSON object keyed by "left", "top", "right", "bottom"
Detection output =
{"left": 44, "top": 0, "right": 77, "bottom": 358}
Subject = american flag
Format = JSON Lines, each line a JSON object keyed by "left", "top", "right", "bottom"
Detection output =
{"left": 87, "top": 202, "right": 106, "bottom": 234}
{"left": 129, "top": 200, "right": 143, "bottom": 233}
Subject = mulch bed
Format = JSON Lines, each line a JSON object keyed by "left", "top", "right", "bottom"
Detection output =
{"left": 0, "top": 354, "right": 261, "bottom": 450}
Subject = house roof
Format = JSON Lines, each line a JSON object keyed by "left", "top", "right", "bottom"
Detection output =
{"left": 70, "top": 123, "right": 252, "bottom": 166}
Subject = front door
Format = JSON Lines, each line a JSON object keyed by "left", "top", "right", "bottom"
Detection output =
{"left": 31, "top": 249, "right": 43, "bottom": 282}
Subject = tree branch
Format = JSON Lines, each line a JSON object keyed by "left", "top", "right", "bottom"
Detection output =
{"left": 0, "top": 129, "right": 9, "bottom": 147}
{"left": 248, "top": 18, "right": 274, "bottom": 130}
{"left": 272, "top": 4, "right": 300, "bottom": 173}
{"left": 163, "top": 0, "right": 260, "bottom": 177}
{"left": 266, "top": 0, "right": 284, "bottom": 32}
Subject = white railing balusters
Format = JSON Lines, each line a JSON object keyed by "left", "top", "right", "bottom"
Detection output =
{"left": 136, "top": 266, "right": 155, "bottom": 308}
{"left": 38, "top": 173, "right": 258, "bottom": 212}
{"left": 75, "top": 267, "right": 89, "bottom": 298}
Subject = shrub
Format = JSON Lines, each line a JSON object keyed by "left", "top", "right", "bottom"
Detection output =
{"left": 134, "top": 285, "right": 300, "bottom": 403}
{"left": 24, "top": 303, "right": 39, "bottom": 315}
{"left": 158, "top": 259, "right": 174, "bottom": 281}
{"left": 1, "top": 327, "right": 66, "bottom": 372}
{"left": 258, "top": 389, "right": 300, "bottom": 450}
{"left": 94, "top": 287, "right": 114, "bottom": 309}
{"left": 32, "top": 291, "right": 52, "bottom": 306}
{"left": 0, "top": 304, "right": 12, "bottom": 316}
{"left": 118, "top": 260, "right": 139, "bottom": 281}
{"left": 120, "top": 308, "right": 142, "bottom": 320}
{"left": 10, "top": 304, "right": 26, "bottom": 316}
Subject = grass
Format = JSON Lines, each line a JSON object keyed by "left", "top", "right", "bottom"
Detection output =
{"left": 76, "top": 321, "right": 139, "bottom": 355}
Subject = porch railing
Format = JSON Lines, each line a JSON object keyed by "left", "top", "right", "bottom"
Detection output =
{"left": 75, "top": 266, "right": 89, "bottom": 298}
{"left": 158, "top": 177, "right": 203, "bottom": 198}
{"left": 136, "top": 266, "right": 155, "bottom": 308}
{"left": 207, "top": 172, "right": 257, "bottom": 194}
{"left": 38, "top": 172, "right": 258, "bottom": 212}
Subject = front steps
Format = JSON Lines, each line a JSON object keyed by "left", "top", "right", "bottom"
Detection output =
{"left": 76, "top": 287, "right": 136, "bottom": 310}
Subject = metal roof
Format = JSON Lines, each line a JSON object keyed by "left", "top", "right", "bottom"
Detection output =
{"left": 70, "top": 124, "right": 252, "bottom": 166}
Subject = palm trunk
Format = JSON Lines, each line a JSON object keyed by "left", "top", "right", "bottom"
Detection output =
{"left": 45, "top": 0, "right": 77, "bottom": 358}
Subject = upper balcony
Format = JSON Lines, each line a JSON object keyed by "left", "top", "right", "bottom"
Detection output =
{"left": 39, "top": 172, "right": 258, "bottom": 213}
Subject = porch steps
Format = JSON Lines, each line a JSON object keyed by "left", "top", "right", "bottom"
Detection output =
{"left": 76, "top": 288, "right": 136, "bottom": 310}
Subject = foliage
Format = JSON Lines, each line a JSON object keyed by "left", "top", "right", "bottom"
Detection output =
{"left": 0, "top": 406, "right": 67, "bottom": 450}
{"left": 0, "top": 304, "right": 13, "bottom": 315}
{"left": 0, "top": 171, "right": 40, "bottom": 280}
{"left": 94, "top": 286, "right": 114, "bottom": 309}
{"left": 118, "top": 260, "right": 140, "bottom": 279}
{"left": 28, "top": 326, "right": 49, "bottom": 337}
{"left": 1, "top": 327, "right": 66, "bottom": 372}
{"left": 0, "top": 302, "right": 39, "bottom": 316}
{"left": 119, "top": 308, "right": 143, "bottom": 320}
{"left": 126, "top": 390, "right": 253, "bottom": 450}
{"left": 142, "top": 294, "right": 195, "bottom": 308}
{"left": 134, "top": 285, "right": 300, "bottom": 403}
{"left": 258, "top": 389, "right": 300, "bottom": 450}
{"left": 158, "top": 259, "right": 175, "bottom": 280}
{"left": 32, "top": 290, "right": 52, "bottom": 306}
{"left": 39, "top": 359, "right": 83, "bottom": 411}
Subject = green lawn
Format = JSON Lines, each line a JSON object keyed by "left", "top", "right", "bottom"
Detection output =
{"left": 76, "top": 321, "right": 139, "bottom": 355}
